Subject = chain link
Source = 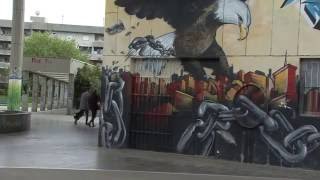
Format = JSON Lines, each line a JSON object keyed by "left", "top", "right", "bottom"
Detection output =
{"left": 177, "top": 95, "right": 320, "bottom": 163}
{"left": 236, "top": 96, "right": 320, "bottom": 163}
{"left": 100, "top": 68, "right": 127, "bottom": 148}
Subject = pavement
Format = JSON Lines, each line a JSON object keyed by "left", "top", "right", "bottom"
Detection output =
{"left": 0, "top": 109, "right": 320, "bottom": 180}
{"left": 0, "top": 168, "right": 297, "bottom": 180}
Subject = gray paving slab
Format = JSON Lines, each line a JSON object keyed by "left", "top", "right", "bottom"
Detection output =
{"left": 0, "top": 110, "right": 319, "bottom": 180}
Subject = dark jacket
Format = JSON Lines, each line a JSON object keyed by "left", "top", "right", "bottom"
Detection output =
{"left": 88, "top": 92, "right": 100, "bottom": 110}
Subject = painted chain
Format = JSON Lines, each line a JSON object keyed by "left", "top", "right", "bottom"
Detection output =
{"left": 236, "top": 95, "right": 320, "bottom": 163}
{"left": 177, "top": 95, "right": 320, "bottom": 163}
{"left": 100, "top": 68, "right": 127, "bottom": 148}
{"left": 129, "top": 35, "right": 175, "bottom": 56}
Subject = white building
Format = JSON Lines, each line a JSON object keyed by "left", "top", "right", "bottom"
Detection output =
{"left": 0, "top": 16, "right": 104, "bottom": 66}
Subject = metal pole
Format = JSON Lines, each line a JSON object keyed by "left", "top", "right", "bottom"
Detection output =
{"left": 7, "top": 0, "right": 25, "bottom": 111}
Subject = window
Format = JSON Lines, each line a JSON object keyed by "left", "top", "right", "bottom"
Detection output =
{"left": 0, "top": 56, "right": 9, "bottom": 63}
{"left": 94, "top": 47, "right": 103, "bottom": 54}
{"left": 83, "top": 35, "right": 89, "bottom": 41}
{"left": 0, "top": 42, "right": 10, "bottom": 50}
{"left": 300, "top": 59, "right": 320, "bottom": 116}
{"left": 24, "top": 30, "right": 32, "bottom": 36}
{"left": 95, "top": 34, "right": 103, "bottom": 41}
{"left": 79, "top": 46, "right": 91, "bottom": 54}
{"left": 2, "top": 28, "right": 11, "bottom": 35}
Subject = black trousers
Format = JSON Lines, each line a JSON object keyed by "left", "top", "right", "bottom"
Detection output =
{"left": 89, "top": 109, "right": 98, "bottom": 123}
{"left": 75, "top": 109, "right": 89, "bottom": 123}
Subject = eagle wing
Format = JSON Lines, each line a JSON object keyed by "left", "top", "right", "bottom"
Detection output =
{"left": 115, "top": 0, "right": 215, "bottom": 29}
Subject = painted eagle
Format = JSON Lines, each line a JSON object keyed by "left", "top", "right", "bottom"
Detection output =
{"left": 115, "top": 0, "right": 251, "bottom": 79}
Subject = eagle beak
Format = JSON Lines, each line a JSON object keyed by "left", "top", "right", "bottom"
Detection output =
{"left": 238, "top": 23, "right": 249, "bottom": 41}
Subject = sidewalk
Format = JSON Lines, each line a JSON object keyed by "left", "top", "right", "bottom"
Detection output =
{"left": 0, "top": 168, "right": 297, "bottom": 180}
{"left": 0, "top": 110, "right": 319, "bottom": 179}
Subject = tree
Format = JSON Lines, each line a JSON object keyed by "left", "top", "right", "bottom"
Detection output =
{"left": 24, "top": 32, "right": 88, "bottom": 62}
{"left": 0, "top": 68, "right": 9, "bottom": 95}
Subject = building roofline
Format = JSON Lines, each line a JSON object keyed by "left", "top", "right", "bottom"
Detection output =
{"left": 0, "top": 19, "right": 104, "bottom": 34}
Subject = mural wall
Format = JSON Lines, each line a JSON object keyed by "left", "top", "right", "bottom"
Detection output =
{"left": 102, "top": 0, "right": 320, "bottom": 170}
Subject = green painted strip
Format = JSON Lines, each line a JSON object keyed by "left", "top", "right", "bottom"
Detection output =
{"left": 7, "top": 79, "right": 22, "bottom": 111}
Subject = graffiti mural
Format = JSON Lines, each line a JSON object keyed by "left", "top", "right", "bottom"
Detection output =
{"left": 128, "top": 35, "right": 176, "bottom": 57}
{"left": 281, "top": 0, "right": 320, "bottom": 30}
{"left": 99, "top": 67, "right": 127, "bottom": 148}
{"left": 103, "top": 0, "right": 320, "bottom": 170}
{"left": 177, "top": 94, "right": 320, "bottom": 163}
{"left": 114, "top": 0, "right": 251, "bottom": 78}
{"left": 100, "top": 58, "right": 320, "bottom": 166}
{"left": 106, "top": 21, "right": 126, "bottom": 35}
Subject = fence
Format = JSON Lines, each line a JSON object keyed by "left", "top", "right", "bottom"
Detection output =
{"left": 20, "top": 71, "right": 74, "bottom": 113}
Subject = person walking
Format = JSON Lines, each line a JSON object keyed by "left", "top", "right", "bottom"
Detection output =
{"left": 87, "top": 89, "right": 100, "bottom": 127}
{"left": 74, "top": 89, "right": 90, "bottom": 125}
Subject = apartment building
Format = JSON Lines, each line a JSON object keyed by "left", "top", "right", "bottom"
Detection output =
{"left": 0, "top": 16, "right": 104, "bottom": 66}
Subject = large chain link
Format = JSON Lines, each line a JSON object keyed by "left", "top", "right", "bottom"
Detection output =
{"left": 235, "top": 95, "right": 320, "bottom": 163}
{"left": 177, "top": 102, "right": 241, "bottom": 155}
{"left": 177, "top": 94, "right": 320, "bottom": 163}
{"left": 129, "top": 35, "right": 176, "bottom": 57}
{"left": 99, "top": 68, "right": 127, "bottom": 148}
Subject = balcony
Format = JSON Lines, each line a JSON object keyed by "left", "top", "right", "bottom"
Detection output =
{"left": 0, "top": 49, "right": 11, "bottom": 56}
{"left": 92, "top": 41, "right": 104, "bottom": 48}
{"left": 0, "top": 62, "right": 9, "bottom": 68}
{"left": 89, "top": 53, "right": 103, "bottom": 61}
{"left": 0, "top": 35, "right": 12, "bottom": 42}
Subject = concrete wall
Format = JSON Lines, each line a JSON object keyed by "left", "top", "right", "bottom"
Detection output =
{"left": 23, "top": 57, "right": 71, "bottom": 74}
{"left": 103, "top": 0, "right": 320, "bottom": 170}
{"left": 104, "top": 0, "right": 173, "bottom": 70}
{"left": 23, "top": 57, "right": 92, "bottom": 76}
{"left": 104, "top": 0, "right": 320, "bottom": 73}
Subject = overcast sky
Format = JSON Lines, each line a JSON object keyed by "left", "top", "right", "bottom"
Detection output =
{"left": 0, "top": 0, "right": 105, "bottom": 26}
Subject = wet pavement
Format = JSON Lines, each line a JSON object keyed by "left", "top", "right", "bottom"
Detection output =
{"left": 0, "top": 110, "right": 319, "bottom": 179}
{"left": 0, "top": 168, "right": 297, "bottom": 180}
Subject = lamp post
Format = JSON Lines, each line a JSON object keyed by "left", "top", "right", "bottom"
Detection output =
{"left": 7, "top": 0, "right": 25, "bottom": 111}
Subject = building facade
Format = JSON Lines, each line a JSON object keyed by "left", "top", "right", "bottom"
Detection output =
{"left": 0, "top": 17, "right": 104, "bottom": 66}
{"left": 103, "top": 0, "right": 320, "bottom": 170}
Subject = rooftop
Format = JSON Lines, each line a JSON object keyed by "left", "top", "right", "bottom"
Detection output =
{"left": 0, "top": 19, "right": 104, "bottom": 34}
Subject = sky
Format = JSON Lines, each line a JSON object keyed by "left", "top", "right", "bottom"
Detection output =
{"left": 0, "top": 0, "right": 105, "bottom": 27}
